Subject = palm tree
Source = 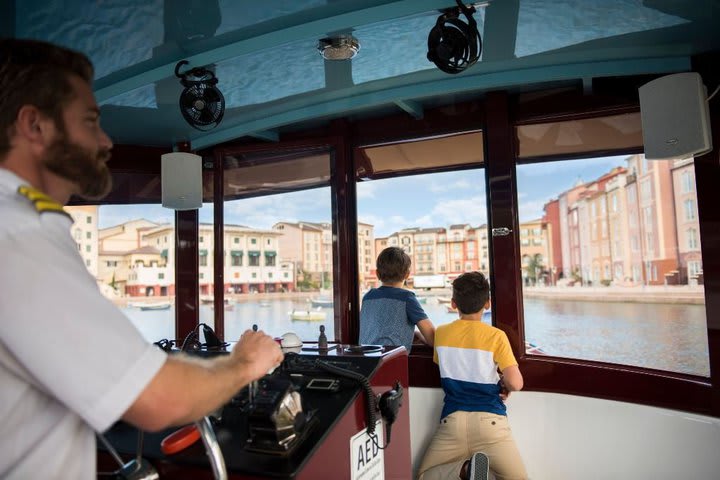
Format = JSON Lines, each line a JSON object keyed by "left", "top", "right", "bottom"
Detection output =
{"left": 527, "top": 255, "right": 544, "bottom": 285}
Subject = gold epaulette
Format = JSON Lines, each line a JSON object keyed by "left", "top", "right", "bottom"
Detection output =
{"left": 17, "top": 185, "right": 72, "bottom": 219}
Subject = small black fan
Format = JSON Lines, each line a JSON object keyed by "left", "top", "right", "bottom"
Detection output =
{"left": 427, "top": 0, "right": 482, "bottom": 74}
{"left": 175, "top": 60, "right": 225, "bottom": 131}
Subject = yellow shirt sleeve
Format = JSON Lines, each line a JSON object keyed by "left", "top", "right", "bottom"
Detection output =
{"left": 493, "top": 330, "right": 518, "bottom": 371}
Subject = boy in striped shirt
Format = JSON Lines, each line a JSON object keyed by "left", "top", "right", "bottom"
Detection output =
{"left": 418, "top": 271, "right": 527, "bottom": 480}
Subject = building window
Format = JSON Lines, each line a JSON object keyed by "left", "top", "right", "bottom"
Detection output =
{"left": 86, "top": 216, "right": 92, "bottom": 224}
{"left": 684, "top": 199, "right": 696, "bottom": 221}
{"left": 158, "top": 273, "right": 164, "bottom": 279}
{"left": 86, "top": 232, "right": 91, "bottom": 239}
{"left": 682, "top": 171, "right": 693, "bottom": 193}
{"left": 687, "top": 228, "right": 698, "bottom": 249}
{"left": 85, "top": 245, "right": 91, "bottom": 252}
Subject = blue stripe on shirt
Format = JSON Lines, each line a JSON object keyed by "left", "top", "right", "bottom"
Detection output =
{"left": 440, "top": 377, "right": 507, "bottom": 419}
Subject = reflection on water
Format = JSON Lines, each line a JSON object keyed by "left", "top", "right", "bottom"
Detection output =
{"left": 522, "top": 299, "right": 709, "bottom": 377}
{"left": 122, "top": 297, "right": 709, "bottom": 377}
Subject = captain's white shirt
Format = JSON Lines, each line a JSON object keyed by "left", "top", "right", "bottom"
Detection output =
{"left": 0, "top": 169, "right": 167, "bottom": 479}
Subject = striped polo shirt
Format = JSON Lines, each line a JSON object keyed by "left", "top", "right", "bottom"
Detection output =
{"left": 434, "top": 319, "right": 517, "bottom": 419}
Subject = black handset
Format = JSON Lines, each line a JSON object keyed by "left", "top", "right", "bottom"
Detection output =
{"left": 378, "top": 381, "right": 404, "bottom": 446}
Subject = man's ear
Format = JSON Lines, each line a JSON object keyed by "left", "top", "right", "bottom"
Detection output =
{"left": 14, "top": 105, "right": 55, "bottom": 145}
{"left": 484, "top": 299, "right": 491, "bottom": 310}
{"left": 451, "top": 298, "right": 457, "bottom": 309}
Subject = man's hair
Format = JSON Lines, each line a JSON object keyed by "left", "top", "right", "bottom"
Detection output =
{"left": 452, "top": 271, "right": 490, "bottom": 315}
{"left": 0, "top": 38, "right": 94, "bottom": 158}
{"left": 376, "top": 247, "right": 412, "bottom": 283}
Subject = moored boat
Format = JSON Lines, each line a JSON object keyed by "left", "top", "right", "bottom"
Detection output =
{"left": 290, "top": 309, "right": 327, "bottom": 321}
{"left": 139, "top": 302, "right": 171, "bottom": 311}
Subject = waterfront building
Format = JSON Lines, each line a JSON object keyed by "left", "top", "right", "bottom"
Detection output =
{"left": 671, "top": 158, "right": 703, "bottom": 284}
{"left": 65, "top": 205, "right": 99, "bottom": 278}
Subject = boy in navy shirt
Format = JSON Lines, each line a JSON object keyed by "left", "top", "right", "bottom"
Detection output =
{"left": 359, "top": 247, "right": 435, "bottom": 352}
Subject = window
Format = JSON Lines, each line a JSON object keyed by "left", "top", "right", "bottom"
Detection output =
{"left": 684, "top": 199, "right": 696, "bottom": 221}
{"left": 65, "top": 204, "right": 176, "bottom": 343}
{"left": 221, "top": 146, "right": 333, "bottom": 341}
{"left": 516, "top": 155, "right": 708, "bottom": 377}
{"left": 682, "top": 171, "right": 693, "bottom": 193}
{"left": 357, "top": 132, "right": 488, "bottom": 331}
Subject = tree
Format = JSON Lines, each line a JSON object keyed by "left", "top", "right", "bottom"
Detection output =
{"left": 109, "top": 272, "right": 117, "bottom": 291}
{"left": 527, "top": 254, "right": 544, "bottom": 285}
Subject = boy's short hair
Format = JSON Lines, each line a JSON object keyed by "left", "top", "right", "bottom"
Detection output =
{"left": 452, "top": 271, "right": 490, "bottom": 315}
{"left": 376, "top": 247, "right": 411, "bottom": 283}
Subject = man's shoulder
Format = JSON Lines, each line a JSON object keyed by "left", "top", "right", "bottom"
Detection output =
{"left": 0, "top": 192, "right": 45, "bottom": 238}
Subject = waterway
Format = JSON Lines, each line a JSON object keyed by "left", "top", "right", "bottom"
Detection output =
{"left": 123, "top": 296, "right": 710, "bottom": 378}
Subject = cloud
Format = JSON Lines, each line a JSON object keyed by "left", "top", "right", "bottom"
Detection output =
{"left": 224, "top": 188, "right": 331, "bottom": 229}
{"left": 426, "top": 196, "right": 488, "bottom": 227}
{"left": 356, "top": 181, "right": 378, "bottom": 199}
{"left": 518, "top": 199, "right": 548, "bottom": 222}
{"left": 429, "top": 178, "right": 477, "bottom": 194}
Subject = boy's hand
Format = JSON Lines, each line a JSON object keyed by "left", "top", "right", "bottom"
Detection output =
{"left": 499, "top": 377, "right": 510, "bottom": 401}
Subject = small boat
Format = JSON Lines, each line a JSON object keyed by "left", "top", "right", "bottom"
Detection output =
{"left": 139, "top": 302, "right": 171, "bottom": 311}
{"left": 200, "top": 296, "right": 214, "bottom": 304}
{"left": 290, "top": 309, "right": 326, "bottom": 321}
{"left": 525, "top": 341, "right": 546, "bottom": 355}
{"left": 416, "top": 296, "right": 428, "bottom": 304}
{"left": 259, "top": 302, "right": 271, "bottom": 308}
{"left": 310, "top": 297, "right": 334, "bottom": 308}
{"left": 436, "top": 296, "right": 452, "bottom": 304}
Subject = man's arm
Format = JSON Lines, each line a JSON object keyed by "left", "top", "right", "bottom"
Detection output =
{"left": 415, "top": 319, "right": 435, "bottom": 347}
{"left": 122, "top": 330, "right": 283, "bottom": 432}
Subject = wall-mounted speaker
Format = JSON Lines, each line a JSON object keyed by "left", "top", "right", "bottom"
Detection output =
{"left": 639, "top": 72, "right": 712, "bottom": 160}
{"left": 161, "top": 152, "right": 202, "bottom": 210}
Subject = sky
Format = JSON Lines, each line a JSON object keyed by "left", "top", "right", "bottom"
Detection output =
{"left": 99, "top": 155, "right": 629, "bottom": 237}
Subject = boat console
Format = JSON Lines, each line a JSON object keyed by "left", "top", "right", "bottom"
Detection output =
{"left": 98, "top": 344, "right": 411, "bottom": 479}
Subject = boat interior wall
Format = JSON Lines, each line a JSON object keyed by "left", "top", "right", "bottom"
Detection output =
{"left": 409, "top": 387, "right": 720, "bottom": 480}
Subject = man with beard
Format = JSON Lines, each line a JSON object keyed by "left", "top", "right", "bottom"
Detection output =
{"left": 0, "top": 38, "right": 284, "bottom": 479}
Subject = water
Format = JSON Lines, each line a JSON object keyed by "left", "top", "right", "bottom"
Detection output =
{"left": 123, "top": 297, "right": 710, "bottom": 378}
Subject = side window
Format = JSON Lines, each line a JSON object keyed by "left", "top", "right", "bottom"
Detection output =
{"left": 66, "top": 204, "right": 176, "bottom": 343}
{"left": 516, "top": 155, "right": 708, "bottom": 377}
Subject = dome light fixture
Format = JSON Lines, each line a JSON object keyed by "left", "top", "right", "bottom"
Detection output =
{"left": 317, "top": 35, "right": 360, "bottom": 61}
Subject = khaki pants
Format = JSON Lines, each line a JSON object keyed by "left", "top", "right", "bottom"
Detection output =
{"left": 417, "top": 411, "right": 528, "bottom": 480}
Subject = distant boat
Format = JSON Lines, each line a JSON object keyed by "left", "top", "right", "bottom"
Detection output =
{"left": 139, "top": 302, "right": 171, "bottom": 311}
{"left": 290, "top": 309, "right": 326, "bottom": 321}
{"left": 525, "top": 341, "right": 546, "bottom": 355}
{"left": 436, "top": 296, "right": 452, "bottom": 304}
{"left": 200, "top": 296, "right": 214, "bottom": 304}
{"left": 259, "top": 302, "right": 271, "bottom": 308}
{"left": 310, "top": 297, "right": 333, "bottom": 308}
{"left": 416, "top": 296, "right": 428, "bottom": 304}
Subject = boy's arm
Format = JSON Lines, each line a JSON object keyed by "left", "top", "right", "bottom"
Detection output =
{"left": 415, "top": 319, "right": 435, "bottom": 347}
{"left": 500, "top": 364, "right": 524, "bottom": 392}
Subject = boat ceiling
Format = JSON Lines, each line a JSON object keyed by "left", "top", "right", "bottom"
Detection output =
{"left": 6, "top": 0, "right": 720, "bottom": 150}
